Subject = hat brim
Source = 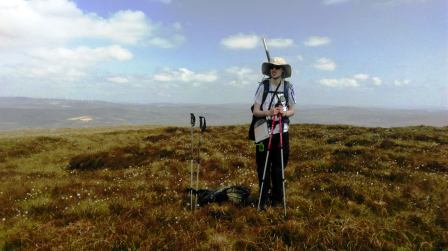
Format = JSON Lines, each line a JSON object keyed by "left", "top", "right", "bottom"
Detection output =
{"left": 262, "top": 62, "right": 291, "bottom": 78}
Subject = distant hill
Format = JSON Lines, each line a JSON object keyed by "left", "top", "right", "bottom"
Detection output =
{"left": 0, "top": 97, "right": 447, "bottom": 131}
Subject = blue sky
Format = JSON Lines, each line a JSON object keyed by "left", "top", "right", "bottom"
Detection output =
{"left": 0, "top": 0, "right": 446, "bottom": 108}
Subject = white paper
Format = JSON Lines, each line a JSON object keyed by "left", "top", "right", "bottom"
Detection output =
{"left": 254, "top": 121, "right": 269, "bottom": 143}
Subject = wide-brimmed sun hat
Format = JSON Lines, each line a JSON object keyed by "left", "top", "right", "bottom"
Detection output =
{"left": 262, "top": 57, "right": 292, "bottom": 78}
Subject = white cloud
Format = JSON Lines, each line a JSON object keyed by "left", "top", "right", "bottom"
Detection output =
{"left": 354, "top": 74, "right": 384, "bottom": 86}
{"left": 0, "top": 0, "right": 184, "bottom": 50}
{"left": 319, "top": 74, "right": 384, "bottom": 88}
{"left": 372, "top": 77, "right": 383, "bottom": 86}
{"left": 152, "top": 0, "right": 172, "bottom": 4}
{"left": 30, "top": 45, "right": 133, "bottom": 62}
{"left": 322, "top": 0, "right": 428, "bottom": 5}
{"left": 92, "top": 10, "right": 152, "bottom": 45}
{"left": 0, "top": 2, "right": 151, "bottom": 48}
{"left": 153, "top": 72, "right": 173, "bottom": 82}
{"left": 147, "top": 34, "right": 186, "bottom": 49}
{"left": 221, "top": 34, "right": 259, "bottom": 49}
{"left": 313, "top": 58, "right": 336, "bottom": 71}
{"left": 0, "top": 0, "right": 185, "bottom": 88}
{"left": 394, "top": 79, "right": 411, "bottom": 86}
{"left": 322, "top": 0, "right": 351, "bottom": 5}
{"left": 221, "top": 34, "right": 295, "bottom": 50}
{"left": 172, "top": 22, "right": 182, "bottom": 31}
{"left": 152, "top": 68, "right": 218, "bottom": 84}
{"left": 304, "top": 36, "right": 331, "bottom": 47}
{"left": 375, "top": 0, "right": 430, "bottom": 6}
{"left": 268, "top": 38, "right": 294, "bottom": 48}
{"left": 107, "top": 76, "right": 130, "bottom": 84}
{"left": 319, "top": 78, "right": 359, "bottom": 88}
{"left": 353, "top": 74, "right": 370, "bottom": 81}
{"left": 13, "top": 45, "right": 133, "bottom": 81}
{"left": 225, "top": 67, "right": 258, "bottom": 87}
{"left": 145, "top": 21, "right": 185, "bottom": 48}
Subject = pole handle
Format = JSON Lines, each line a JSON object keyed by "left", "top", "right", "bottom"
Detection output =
{"left": 267, "top": 115, "right": 277, "bottom": 150}
{"left": 190, "top": 113, "right": 196, "bottom": 127}
{"left": 199, "top": 116, "right": 206, "bottom": 132}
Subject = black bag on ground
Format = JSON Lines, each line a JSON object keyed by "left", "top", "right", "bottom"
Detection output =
{"left": 188, "top": 185, "right": 250, "bottom": 206}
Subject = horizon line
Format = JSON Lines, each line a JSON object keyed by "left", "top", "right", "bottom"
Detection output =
{"left": 0, "top": 96, "right": 447, "bottom": 111}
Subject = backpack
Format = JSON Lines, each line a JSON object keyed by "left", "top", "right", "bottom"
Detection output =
{"left": 248, "top": 79, "right": 290, "bottom": 141}
{"left": 188, "top": 186, "right": 251, "bottom": 206}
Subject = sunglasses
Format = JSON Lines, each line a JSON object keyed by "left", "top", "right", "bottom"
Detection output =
{"left": 270, "top": 66, "right": 283, "bottom": 70}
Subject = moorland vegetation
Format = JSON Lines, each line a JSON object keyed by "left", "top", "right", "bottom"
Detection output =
{"left": 0, "top": 124, "right": 447, "bottom": 250}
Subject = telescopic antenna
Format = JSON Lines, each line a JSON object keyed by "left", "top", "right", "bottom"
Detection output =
{"left": 262, "top": 38, "right": 271, "bottom": 62}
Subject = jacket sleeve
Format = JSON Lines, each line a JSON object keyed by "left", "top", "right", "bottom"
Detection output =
{"left": 288, "top": 83, "right": 296, "bottom": 104}
{"left": 253, "top": 83, "right": 264, "bottom": 105}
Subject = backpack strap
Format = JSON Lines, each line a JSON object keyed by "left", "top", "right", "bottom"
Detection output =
{"left": 283, "top": 81, "right": 291, "bottom": 124}
{"left": 284, "top": 80, "right": 290, "bottom": 106}
{"left": 260, "top": 79, "right": 270, "bottom": 111}
{"left": 263, "top": 80, "right": 290, "bottom": 108}
{"left": 257, "top": 79, "right": 290, "bottom": 111}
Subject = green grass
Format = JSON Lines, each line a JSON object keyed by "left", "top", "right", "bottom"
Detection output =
{"left": 0, "top": 124, "right": 447, "bottom": 250}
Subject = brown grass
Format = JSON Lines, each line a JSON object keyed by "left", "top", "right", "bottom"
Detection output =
{"left": 0, "top": 124, "right": 447, "bottom": 250}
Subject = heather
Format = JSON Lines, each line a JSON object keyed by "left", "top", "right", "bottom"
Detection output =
{"left": 0, "top": 124, "right": 447, "bottom": 250}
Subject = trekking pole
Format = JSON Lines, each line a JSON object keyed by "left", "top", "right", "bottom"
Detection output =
{"left": 279, "top": 114, "right": 287, "bottom": 217}
{"left": 257, "top": 116, "right": 277, "bottom": 211}
{"left": 190, "top": 113, "right": 196, "bottom": 211}
{"left": 195, "top": 116, "right": 206, "bottom": 207}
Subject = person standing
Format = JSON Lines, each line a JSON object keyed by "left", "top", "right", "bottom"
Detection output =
{"left": 252, "top": 57, "right": 296, "bottom": 209}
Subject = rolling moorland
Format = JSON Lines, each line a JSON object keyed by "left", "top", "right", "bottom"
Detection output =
{"left": 0, "top": 123, "right": 447, "bottom": 250}
{"left": 1, "top": 97, "right": 447, "bottom": 131}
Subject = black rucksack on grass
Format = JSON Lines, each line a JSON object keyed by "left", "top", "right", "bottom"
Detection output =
{"left": 188, "top": 185, "right": 250, "bottom": 206}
